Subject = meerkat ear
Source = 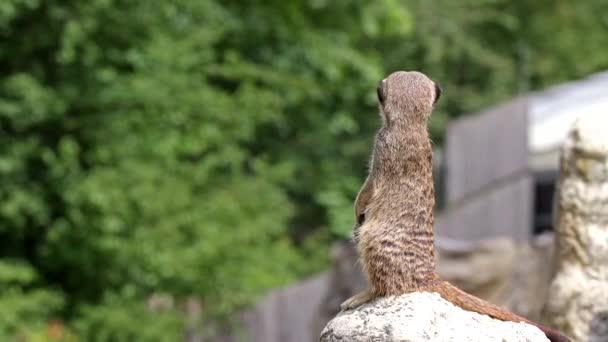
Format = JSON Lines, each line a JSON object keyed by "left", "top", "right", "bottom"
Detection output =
{"left": 377, "top": 80, "right": 386, "bottom": 104}
{"left": 434, "top": 83, "right": 442, "bottom": 104}
{"left": 357, "top": 213, "right": 365, "bottom": 225}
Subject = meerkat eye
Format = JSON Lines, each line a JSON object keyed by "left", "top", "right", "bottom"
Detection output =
{"left": 434, "top": 83, "right": 442, "bottom": 104}
{"left": 357, "top": 213, "right": 365, "bottom": 225}
{"left": 376, "top": 80, "right": 385, "bottom": 104}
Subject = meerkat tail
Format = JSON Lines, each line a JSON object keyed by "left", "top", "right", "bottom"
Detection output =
{"left": 426, "top": 281, "right": 570, "bottom": 342}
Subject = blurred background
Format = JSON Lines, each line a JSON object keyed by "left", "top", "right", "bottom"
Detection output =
{"left": 1, "top": 0, "right": 608, "bottom": 341}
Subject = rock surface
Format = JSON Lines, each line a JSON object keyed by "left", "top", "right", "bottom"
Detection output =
{"left": 320, "top": 292, "right": 549, "bottom": 342}
{"left": 542, "top": 112, "right": 608, "bottom": 341}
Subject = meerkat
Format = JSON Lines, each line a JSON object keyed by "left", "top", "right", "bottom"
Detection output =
{"left": 342, "top": 71, "right": 569, "bottom": 342}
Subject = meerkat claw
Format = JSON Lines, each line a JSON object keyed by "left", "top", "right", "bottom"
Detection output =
{"left": 340, "top": 290, "right": 374, "bottom": 311}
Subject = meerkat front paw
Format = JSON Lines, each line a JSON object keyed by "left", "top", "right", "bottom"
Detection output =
{"left": 340, "top": 290, "right": 374, "bottom": 311}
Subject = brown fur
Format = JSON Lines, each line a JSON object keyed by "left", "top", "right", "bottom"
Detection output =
{"left": 341, "top": 71, "right": 569, "bottom": 342}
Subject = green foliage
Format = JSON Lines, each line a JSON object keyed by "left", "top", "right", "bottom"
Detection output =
{"left": 0, "top": 260, "right": 64, "bottom": 340}
{"left": 1, "top": 0, "right": 607, "bottom": 340}
{"left": 73, "top": 295, "right": 183, "bottom": 342}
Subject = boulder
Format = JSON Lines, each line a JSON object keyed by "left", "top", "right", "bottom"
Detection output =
{"left": 320, "top": 292, "right": 549, "bottom": 342}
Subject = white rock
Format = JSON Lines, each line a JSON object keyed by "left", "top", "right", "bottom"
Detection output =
{"left": 320, "top": 292, "right": 549, "bottom": 342}
{"left": 542, "top": 112, "right": 608, "bottom": 342}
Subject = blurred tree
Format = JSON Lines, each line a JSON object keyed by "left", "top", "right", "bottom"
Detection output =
{"left": 0, "top": 0, "right": 607, "bottom": 340}
{"left": 0, "top": 0, "right": 410, "bottom": 339}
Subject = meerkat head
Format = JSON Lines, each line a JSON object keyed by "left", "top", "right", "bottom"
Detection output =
{"left": 376, "top": 71, "right": 441, "bottom": 126}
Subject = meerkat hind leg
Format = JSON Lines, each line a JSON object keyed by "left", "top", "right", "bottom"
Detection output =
{"left": 340, "top": 289, "right": 375, "bottom": 311}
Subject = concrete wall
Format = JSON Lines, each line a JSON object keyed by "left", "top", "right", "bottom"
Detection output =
{"left": 439, "top": 96, "right": 533, "bottom": 242}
